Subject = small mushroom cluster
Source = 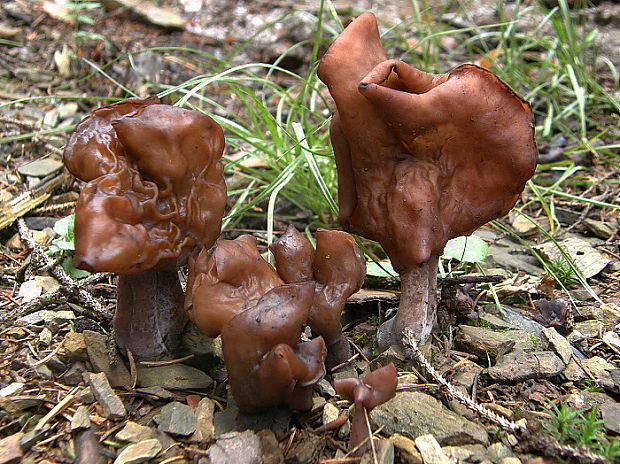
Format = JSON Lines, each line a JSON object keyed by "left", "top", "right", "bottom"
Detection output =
{"left": 184, "top": 227, "right": 365, "bottom": 412}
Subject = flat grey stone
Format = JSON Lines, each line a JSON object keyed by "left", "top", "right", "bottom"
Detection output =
{"left": 535, "top": 237, "right": 610, "bottom": 278}
{"left": 156, "top": 401, "right": 197, "bottom": 436}
{"left": 414, "top": 435, "right": 450, "bottom": 464}
{"left": 181, "top": 324, "right": 224, "bottom": 363}
{"left": 137, "top": 364, "right": 213, "bottom": 390}
{"left": 77, "top": 386, "right": 95, "bottom": 404}
{"left": 17, "top": 158, "right": 63, "bottom": 177}
{"left": 70, "top": 405, "right": 91, "bottom": 431}
{"left": 322, "top": 403, "right": 339, "bottom": 426}
{"left": 114, "top": 438, "right": 161, "bottom": 464}
{"left": 478, "top": 312, "right": 516, "bottom": 331}
{"left": 390, "top": 434, "right": 423, "bottom": 464}
{"left": 456, "top": 325, "right": 515, "bottom": 362}
{"left": 63, "top": 362, "right": 88, "bottom": 386}
{"left": 205, "top": 430, "right": 262, "bottom": 464}
{"left": 487, "top": 350, "right": 565, "bottom": 383}
{"left": 191, "top": 397, "right": 215, "bottom": 442}
{"left": 316, "top": 379, "right": 336, "bottom": 398}
{"left": 573, "top": 320, "right": 604, "bottom": 338}
{"left": 83, "top": 331, "right": 131, "bottom": 388}
{"left": 540, "top": 327, "right": 573, "bottom": 364}
{"left": 489, "top": 305, "right": 545, "bottom": 336}
{"left": 600, "top": 402, "right": 620, "bottom": 434}
{"left": 442, "top": 444, "right": 488, "bottom": 463}
{"left": 17, "top": 309, "right": 74, "bottom": 325}
{"left": 256, "top": 430, "right": 285, "bottom": 464}
{"left": 370, "top": 391, "right": 488, "bottom": 446}
{"left": 115, "top": 422, "right": 157, "bottom": 443}
{"left": 135, "top": 386, "right": 174, "bottom": 400}
{"left": 86, "top": 372, "right": 126, "bottom": 420}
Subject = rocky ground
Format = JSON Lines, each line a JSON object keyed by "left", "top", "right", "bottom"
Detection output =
{"left": 1, "top": 0, "right": 620, "bottom": 463}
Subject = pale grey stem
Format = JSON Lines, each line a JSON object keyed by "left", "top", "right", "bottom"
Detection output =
{"left": 394, "top": 257, "right": 439, "bottom": 344}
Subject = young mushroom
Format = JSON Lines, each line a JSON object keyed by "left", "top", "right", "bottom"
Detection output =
{"left": 317, "top": 13, "right": 537, "bottom": 348}
{"left": 221, "top": 282, "right": 327, "bottom": 413}
{"left": 184, "top": 234, "right": 284, "bottom": 337}
{"left": 63, "top": 97, "right": 227, "bottom": 360}
{"left": 270, "top": 225, "right": 366, "bottom": 369}
{"left": 333, "top": 363, "right": 398, "bottom": 456}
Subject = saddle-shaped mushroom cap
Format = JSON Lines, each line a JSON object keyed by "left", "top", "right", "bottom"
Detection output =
{"left": 318, "top": 13, "right": 537, "bottom": 346}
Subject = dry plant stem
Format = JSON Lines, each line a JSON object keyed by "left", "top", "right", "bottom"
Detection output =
{"left": 114, "top": 269, "right": 187, "bottom": 360}
{"left": 16, "top": 219, "right": 108, "bottom": 318}
{"left": 402, "top": 329, "right": 606, "bottom": 464}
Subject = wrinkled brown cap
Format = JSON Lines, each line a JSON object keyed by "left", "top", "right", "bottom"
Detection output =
{"left": 221, "top": 282, "right": 327, "bottom": 412}
{"left": 185, "top": 234, "right": 284, "bottom": 337}
{"left": 270, "top": 227, "right": 366, "bottom": 367}
{"left": 317, "top": 13, "right": 537, "bottom": 273}
{"left": 64, "top": 98, "right": 227, "bottom": 274}
{"left": 333, "top": 363, "right": 398, "bottom": 455}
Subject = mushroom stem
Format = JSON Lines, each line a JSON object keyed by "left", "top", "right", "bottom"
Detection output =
{"left": 114, "top": 269, "right": 187, "bottom": 360}
{"left": 377, "top": 257, "right": 438, "bottom": 349}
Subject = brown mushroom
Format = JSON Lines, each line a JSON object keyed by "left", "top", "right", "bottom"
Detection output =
{"left": 63, "top": 97, "right": 227, "bottom": 359}
{"left": 221, "top": 282, "right": 327, "bottom": 413}
{"left": 317, "top": 13, "right": 537, "bottom": 347}
{"left": 270, "top": 226, "right": 366, "bottom": 368}
{"left": 184, "top": 234, "right": 284, "bottom": 337}
{"left": 333, "top": 363, "right": 398, "bottom": 456}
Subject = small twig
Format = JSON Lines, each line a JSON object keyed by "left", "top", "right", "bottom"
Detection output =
{"left": 438, "top": 274, "right": 504, "bottom": 286}
{"left": 34, "top": 387, "right": 78, "bottom": 431}
{"left": 139, "top": 354, "right": 195, "bottom": 367}
{"left": 31, "top": 339, "right": 65, "bottom": 367}
{"left": 16, "top": 219, "right": 110, "bottom": 319}
{"left": 3, "top": 272, "right": 111, "bottom": 323}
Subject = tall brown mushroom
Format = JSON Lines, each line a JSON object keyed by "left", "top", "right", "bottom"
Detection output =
{"left": 317, "top": 13, "right": 537, "bottom": 347}
{"left": 270, "top": 225, "right": 366, "bottom": 368}
{"left": 184, "top": 234, "right": 284, "bottom": 337}
{"left": 333, "top": 363, "right": 398, "bottom": 456}
{"left": 64, "top": 97, "right": 227, "bottom": 359}
{"left": 221, "top": 282, "right": 327, "bottom": 413}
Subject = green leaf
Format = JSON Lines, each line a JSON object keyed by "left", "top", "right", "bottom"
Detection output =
{"left": 442, "top": 235, "right": 489, "bottom": 263}
{"left": 62, "top": 257, "right": 90, "bottom": 279}
{"left": 366, "top": 261, "right": 397, "bottom": 277}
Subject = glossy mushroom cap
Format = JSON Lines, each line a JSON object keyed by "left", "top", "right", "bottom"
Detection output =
{"left": 64, "top": 98, "right": 227, "bottom": 274}
{"left": 317, "top": 13, "right": 537, "bottom": 273}
{"left": 270, "top": 225, "right": 315, "bottom": 283}
{"left": 333, "top": 363, "right": 398, "bottom": 456}
{"left": 270, "top": 226, "right": 366, "bottom": 368}
{"left": 221, "top": 282, "right": 327, "bottom": 413}
{"left": 184, "top": 235, "right": 284, "bottom": 337}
